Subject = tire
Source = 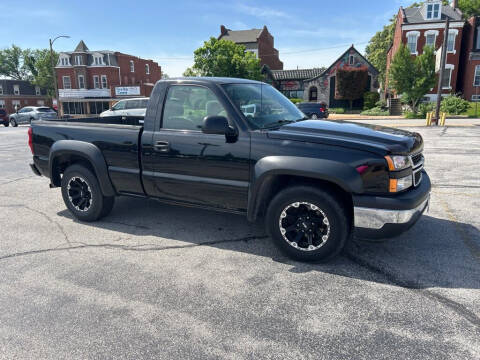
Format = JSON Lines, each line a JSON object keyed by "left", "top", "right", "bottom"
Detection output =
{"left": 311, "top": 113, "right": 318, "bottom": 119}
{"left": 10, "top": 119, "right": 17, "bottom": 127}
{"left": 29, "top": 117, "right": 34, "bottom": 124}
{"left": 266, "top": 186, "right": 350, "bottom": 262}
{"left": 61, "top": 164, "right": 115, "bottom": 222}
{"left": 3, "top": 121, "right": 9, "bottom": 127}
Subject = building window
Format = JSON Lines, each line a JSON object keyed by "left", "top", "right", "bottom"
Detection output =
{"left": 425, "top": 31, "right": 437, "bottom": 48}
{"left": 13, "top": 85, "right": 20, "bottom": 95}
{"left": 447, "top": 32, "right": 457, "bottom": 53}
{"left": 442, "top": 66, "right": 453, "bottom": 89}
{"left": 60, "top": 56, "right": 70, "bottom": 66}
{"left": 130, "top": 60, "right": 135, "bottom": 72}
{"left": 0, "top": 85, "right": 3, "bottom": 95}
{"left": 309, "top": 87, "right": 318, "bottom": 101}
{"left": 407, "top": 32, "right": 419, "bottom": 54}
{"left": 474, "top": 66, "right": 480, "bottom": 86}
{"left": 145, "top": 63, "right": 150, "bottom": 74}
{"left": 75, "top": 55, "right": 83, "bottom": 65}
{"left": 37, "top": 100, "right": 45, "bottom": 106}
{"left": 78, "top": 75, "right": 85, "bottom": 89}
{"left": 426, "top": 3, "right": 441, "bottom": 20}
{"left": 93, "top": 55, "right": 103, "bottom": 65}
{"left": 349, "top": 55, "right": 355, "bottom": 65}
{"left": 0, "top": 100, "right": 5, "bottom": 108}
{"left": 476, "top": 25, "right": 480, "bottom": 50}
{"left": 63, "top": 76, "right": 71, "bottom": 89}
{"left": 12, "top": 100, "right": 20, "bottom": 110}
{"left": 88, "top": 101, "right": 110, "bottom": 114}
{"left": 101, "top": 75, "right": 108, "bottom": 89}
{"left": 35, "top": 86, "right": 41, "bottom": 95}
{"left": 62, "top": 102, "right": 85, "bottom": 115}
{"left": 472, "top": 95, "right": 480, "bottom": 102}
{"left": 93, "top": 75, "right": 100, "bottom": 89}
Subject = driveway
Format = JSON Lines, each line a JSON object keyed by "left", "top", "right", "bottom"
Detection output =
{"left": 0, "top": 125, "right": 479, "bottom": 359}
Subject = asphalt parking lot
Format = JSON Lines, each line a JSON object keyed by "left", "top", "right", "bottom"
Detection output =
{"left": 0, "top": 125, "right": 479, "bottom": 359}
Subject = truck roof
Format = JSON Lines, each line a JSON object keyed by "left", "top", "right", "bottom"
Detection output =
{"left": 165, "top": 77, "right": 265, "bottom": 85}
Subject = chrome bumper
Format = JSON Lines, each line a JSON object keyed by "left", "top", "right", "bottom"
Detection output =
{"left": 354, "top": 196, "right": 430, "bottom": 230}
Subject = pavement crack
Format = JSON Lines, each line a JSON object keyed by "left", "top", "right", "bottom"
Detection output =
{"left": 0, "top": 235, "right": 268, "bottom": 261}
{"left": 23, "top": 205, "right": 72, "bottom": 245}
{"left": 0, "top": 176, "right": 35, "bottom": 186}
{"left": 344, "top": 251, "right": 480, "bottom": 329}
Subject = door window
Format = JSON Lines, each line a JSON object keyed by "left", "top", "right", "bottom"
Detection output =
{"left": 112, "top": 101, "right": 126, "bottom": 111}
{"left": 162, "top": 85, "right": 227, "bottom": 131}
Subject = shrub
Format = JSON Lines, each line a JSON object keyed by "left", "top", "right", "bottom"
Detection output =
{"left": 376, "top": 99, "right": 387, "bottom": 109}
{"left": 363, "top": 91, "right": 380, "bottom": 110}
{"left": 360, "top": 106, "right": 389, "bottom": 116}
{"left": 440, "top": 95, "right": 470, "bottom": 115}
{"left": 330, "top": 107, "right": 345, "bottom": 114}
{"left": 418, "top": 102, "right": 434, "bottom": 118}
{"left": 404, "top": 111, "right": 423, "bottom": 119}
{"left": 290, "top": 98, "right": 303, "bottom": 104}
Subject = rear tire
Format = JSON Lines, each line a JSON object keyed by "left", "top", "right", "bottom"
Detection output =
{"left": 3, "top": 121, "right": 9, "bottom": 127}
{"left": 61, "top": 164, "right": 115, "bottom": 222}
{"left": 266, "top": 186, "right": 350, "bottom": 262}
{"left": 10, "top": 119, "right": 17, "bottom": 127}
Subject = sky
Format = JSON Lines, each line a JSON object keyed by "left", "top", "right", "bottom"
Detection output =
{"left": 1, "top": 0, "right": 415, "bottom": 77}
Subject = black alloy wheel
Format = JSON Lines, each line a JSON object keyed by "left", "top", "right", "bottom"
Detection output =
{"left": 67, "top": 176, "right": 93, "bottom": 212}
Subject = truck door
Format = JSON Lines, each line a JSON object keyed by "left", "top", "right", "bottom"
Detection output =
{"left": 143, "top": 84, "right": 250, "bottom": 212}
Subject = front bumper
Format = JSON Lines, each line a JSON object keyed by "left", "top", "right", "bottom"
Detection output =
{"left": 353, "top": 171, "right": 431, "bottom": 239}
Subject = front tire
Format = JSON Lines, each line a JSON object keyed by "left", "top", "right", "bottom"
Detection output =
{"left": 61, "top": 164, "right": 115, "bottom": 222}
{"left": 3, "top": 121, "right": 9, "bottom": 127}
{"left": 266, "top": 186, "right": 350, "bottom": 262}
{"left": 10, "top": 119, "right": 17, "bottom": 127}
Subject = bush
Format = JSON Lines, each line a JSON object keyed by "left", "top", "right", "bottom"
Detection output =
{"left": 330, "top": 107, "right": 345, "bottom": 114}
{"left": 363, "top": 91, "right": 380, "bottom": 110}
{"left": 418, "top": 102, "right": 434, "bottom": 118}
{"left": 440, "top": 95, "right": 470, "bottom": 115}
{"left": 404, "top": 111, "right": 423, "bottom": 119}
{"left": 290, "top": 98, "right": 303, "bottom": 104}
{"left": 376, "top": 99, "right": 387, "bottom": 109}
{"left": 360, "top": 106, "right": 389, "bottom": 116}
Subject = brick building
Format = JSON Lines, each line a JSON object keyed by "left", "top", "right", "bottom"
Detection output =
{"left": 263, "top": 68, "right": 325, "bottom": 99}
{"left": 218, "top": 25, "right": 283, "bottom": 70}
{"left": 56, "top": 40, "right": 161, "bottom": 116}
{"left": 0, "top": 79, "right": 51, "bottom": 115}
{"left": 386, "top": 1, "right": 464, "bottom": 102}
{"left": 459, "top": 16, "right": 480, "bottom": 101}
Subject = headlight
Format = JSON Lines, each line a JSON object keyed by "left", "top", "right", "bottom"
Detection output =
{"left": 385, "top": 155, "right": 411, "bottom": 171}
{"left": 389, "top": 175, "right": 413, "bottom": 192}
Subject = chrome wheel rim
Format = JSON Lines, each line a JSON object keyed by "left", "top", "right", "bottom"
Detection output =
{"left": 279, "top": 202, "right": 330, "bottom": 251}
{"left": 67, "top": 176, "right": 93, "bottom": 212}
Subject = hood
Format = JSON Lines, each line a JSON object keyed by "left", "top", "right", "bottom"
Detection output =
{"left": 267, "top": 120, "right": 423, "bottom": 155}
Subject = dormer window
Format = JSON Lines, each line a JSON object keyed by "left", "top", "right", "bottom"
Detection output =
{"left": 426, "top": 1, "right": 441, "bottom": 20}
{"left": 93, "top": 53, "right": 104, "bottom": 65}
{"left": 59, "top": 55, "right": 71, "bottom": 66}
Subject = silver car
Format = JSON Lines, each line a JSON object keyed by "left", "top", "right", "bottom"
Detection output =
{"left": 9, "top": 106, "right": 57, "bottom": 126}
{"left": 100, "top": 98, "right": 149, "bottom": 118}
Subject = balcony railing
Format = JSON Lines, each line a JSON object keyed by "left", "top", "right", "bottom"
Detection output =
{"left": 59, "top": 88, "right": 111, "bottom": 99}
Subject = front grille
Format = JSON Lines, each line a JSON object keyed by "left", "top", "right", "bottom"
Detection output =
{"left": 410, "top": 152, "right": 424, "bottom": 187}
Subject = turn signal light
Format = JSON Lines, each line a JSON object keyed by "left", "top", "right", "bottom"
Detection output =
{"left": 389, "top": 179, "right": 398, "bottom": 192}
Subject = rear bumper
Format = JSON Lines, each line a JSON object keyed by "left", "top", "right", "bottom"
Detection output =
{"left": 353, "top": 171, "right": 431, "bottom": 239}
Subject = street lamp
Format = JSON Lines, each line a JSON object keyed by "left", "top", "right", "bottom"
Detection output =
{"left": 49, "top": 35, "right": 70, "bottom": 114}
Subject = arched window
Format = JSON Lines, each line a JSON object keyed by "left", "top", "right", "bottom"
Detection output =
{"left": 145, "top": 63, "right": 150, "bottom": 74}
{"left": 130, "top": 60, "right": 135, "bottom": 72}
{"left": 309, "top": 86, "right": 318, "bottom": 101}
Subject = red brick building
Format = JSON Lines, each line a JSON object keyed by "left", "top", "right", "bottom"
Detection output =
{"left": 459, "top": 16, "right": 480, "bottom": 101}
{"left": 0, "top": 79, "right": 51, "bottom": 115}
{"left": 219, "top": 25, "right": 283, "bottom": 70}
{"left": 56, "top": 40, "right": 161, "bottom": 116}
{"left": 386, "top": 1, "right": 464, "bottom": 102}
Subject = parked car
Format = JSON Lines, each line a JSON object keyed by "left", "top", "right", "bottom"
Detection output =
{"left": 297, "top": 102, "right": 329, "bottom": 119}
{"left": 29, "top": 78, "right": 430, "bottom": 262}
{"left": 9, "top": 106, "right": 57, "bottom": 126}
{"left": 100, "top": 98, "right": 149, "bottom": 117}
{"left": 0, "top": 109, "right": 9, "bottom": 127}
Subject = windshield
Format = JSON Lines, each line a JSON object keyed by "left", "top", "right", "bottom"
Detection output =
{"left": 222, "top": 83, "right": 305, "bottom": 129}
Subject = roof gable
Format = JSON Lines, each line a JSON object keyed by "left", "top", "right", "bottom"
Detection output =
{"left": 74, "top": 40, "right": 89, "bottom": 52}
{"left": 219, "top": 28, "right": 263, "bottom": 43}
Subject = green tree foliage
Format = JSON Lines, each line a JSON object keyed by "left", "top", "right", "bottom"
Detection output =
{"left": 0, "top": 45, "right": 33, "bottom": 80}
{"left": 28, "top": 49, "right": 58, "bottom": 96}
{"left": 389, "top": 44, "right": 436, "bottom": 113}
{"left": 365, "top": 17, "right": 396, "bottom": 85}
{"left": 458, "top": 0, "right": 480, "bottom": 18}
{"left": 183, "top": 37, "right": 262, "bottom": 80}
{"left": 335, "top": 66, "right": 369, "bottom": 110}
{"left": 363, "top": 91, "right": 380, "bottom": 110}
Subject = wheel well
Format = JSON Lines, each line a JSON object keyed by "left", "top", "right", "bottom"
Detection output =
{"left": 51, "top": 154, "right": 96, "bottom": 187}
{"left": 255, "top": 175, "right": 353, "bottom": 226}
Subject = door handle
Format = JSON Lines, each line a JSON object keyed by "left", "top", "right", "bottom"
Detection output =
{"left": 154, "top": 141, "right": 170, "bottom": 152}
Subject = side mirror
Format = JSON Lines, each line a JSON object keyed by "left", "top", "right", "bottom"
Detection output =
{"left": 202, "top": 115, "right": 230, "bottom": 135}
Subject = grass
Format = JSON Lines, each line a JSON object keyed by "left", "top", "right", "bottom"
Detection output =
{"left": 466, "top": 102, "right": 480, "bottom": 118}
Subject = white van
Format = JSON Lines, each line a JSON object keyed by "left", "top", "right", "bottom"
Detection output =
{"left": 100, "top": 98, "right": 149, "bottom": 117}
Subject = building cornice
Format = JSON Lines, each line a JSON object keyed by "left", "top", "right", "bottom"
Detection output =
{"left": 402, "top": 22, "right": 465, "bottom": 30}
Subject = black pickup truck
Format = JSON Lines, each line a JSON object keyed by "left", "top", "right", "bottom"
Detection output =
{"left": 29, "top": 77, "right": 430, "bottom": 261}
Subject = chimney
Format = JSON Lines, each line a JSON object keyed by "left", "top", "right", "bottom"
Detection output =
{"left": 220, "top": 25, "right": 228, "bottom": 36}
{"left": 451, "top": 0, "right": 458, "bottom": 9}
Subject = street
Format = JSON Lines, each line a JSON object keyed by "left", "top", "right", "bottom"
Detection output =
{"left": 0, "top": 124, "right": 479, "bottom": 359}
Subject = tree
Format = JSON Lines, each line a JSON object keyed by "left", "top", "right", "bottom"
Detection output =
{"left": 183, "top": 37, "right": 262, "bottom": 80}
{"left": 0, "top": 45, "right": 33, "bottom": 80}
{"left": 27, "top": 49, "right": 59, "bottom": 96}
{"left": 335, "top": 66, "right": 369, "bottom": 110}
{"left": 389, "top": 44, "right": 436, "bottom": 113}
{"left": 365, "top": 16, "right": 396, "bottom": 85}
{"left": 458, "top": 0, "right": 480, "bottom": 18}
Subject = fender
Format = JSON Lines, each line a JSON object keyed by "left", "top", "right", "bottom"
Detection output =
{"left": 247, "top": 156, "right": 363, "bottom": 222}
{"left": 49, "top": 140, "right": 116, "bottom": 196}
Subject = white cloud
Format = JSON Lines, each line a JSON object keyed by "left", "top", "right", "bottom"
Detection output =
{"left": 236, "top": 4, "right": 289, "bottom": 19}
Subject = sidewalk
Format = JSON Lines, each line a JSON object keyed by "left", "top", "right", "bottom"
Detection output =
{"left": 329, "top": 117, "right": 480, "bottom": 127}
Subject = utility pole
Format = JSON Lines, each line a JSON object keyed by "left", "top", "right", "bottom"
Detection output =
{"left": 435, "top": 18, "right": 449, "bottom": 125}
{"left": 49, "top": 35, "right": 70, "bottom": 115}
